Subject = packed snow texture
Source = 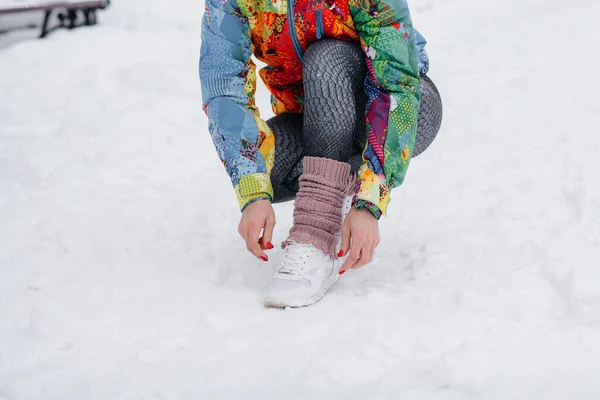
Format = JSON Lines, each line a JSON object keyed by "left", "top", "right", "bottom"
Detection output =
{"left": 1, "top": 0, "right": 600, "bottom": 398}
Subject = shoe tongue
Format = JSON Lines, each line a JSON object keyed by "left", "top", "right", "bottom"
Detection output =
{"left": 288, "top": 244, "right": 315, "bottom": 256}
{"left": 289, "top": 242, "right": 314, "bottom": 250}
{"left": 286, "top": 239, "right": 307, "bottom": 246}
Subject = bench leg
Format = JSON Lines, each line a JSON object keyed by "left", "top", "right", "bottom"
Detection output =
{"left": 67, "top": 9, "right": 77, "bottom": 29}
{"left": 40, "top": 10, "right": 52, "bottom": 38}
{"left": 39, "top": 6, "right": 102, "bottom": 38}
{"left": 83, "top": 8, "right": 98, "bottom": 26}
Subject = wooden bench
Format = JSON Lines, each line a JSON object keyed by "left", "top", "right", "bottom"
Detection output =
{"left": 0, "top": 0, "right": 110, "bottom": 38}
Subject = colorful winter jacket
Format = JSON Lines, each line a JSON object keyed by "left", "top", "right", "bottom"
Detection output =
{"left": 200, "top": 0, "right": 429, "bottom": 217}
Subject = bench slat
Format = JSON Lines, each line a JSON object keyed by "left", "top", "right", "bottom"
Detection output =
{"left": 0, "top": 0, "right": 106, "bottom": 14}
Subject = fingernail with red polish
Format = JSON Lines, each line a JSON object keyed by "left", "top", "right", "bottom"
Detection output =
{"left": 261, "top": 256, "right": 268, "bottom": 262}
{"left": 266, "top": 242, "right": 274, "bottom": 250}
{"left": 339, "top": 270, "right": 346, "bottom": 275}
{"left": 338, "top": 250, "right": 344, "bottom": 257}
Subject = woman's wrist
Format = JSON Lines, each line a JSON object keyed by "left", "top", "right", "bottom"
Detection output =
{"left": 354, "top": 199, "right": 383, "bottom": 220}
{"left": 241, "top": 195, "right": 271, "bottom": 213}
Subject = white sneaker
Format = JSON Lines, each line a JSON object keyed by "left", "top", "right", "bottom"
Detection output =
{"left": 263, "top": 196, "right": 353, "bottom": 308}
{"left": 263, "top": 241, "right": 342, "bottom": 308}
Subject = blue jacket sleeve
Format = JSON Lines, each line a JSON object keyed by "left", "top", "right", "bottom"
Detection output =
{"left": 200, "top": 0, "right": 275, "bottom": 211}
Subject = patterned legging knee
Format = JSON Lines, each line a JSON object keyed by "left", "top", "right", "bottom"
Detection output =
{"left": 267, "top": 38, "right": 443, "bottom": 203}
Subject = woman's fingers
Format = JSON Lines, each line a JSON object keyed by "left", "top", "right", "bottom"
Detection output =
{"left": 239, "top": 199, "right": 275, "bottom": 260}
{"left": 351, "top": 244, "right": 373, "bottom": 269}
{"left": 349, "top": 248, "right": 366, "bottom": 270}
{"left": 258, "top": 237, "right": 269, "bottom": 251}
{"left": 244, "top": 221, "right": 269, "bottom": 261}
{"left": 341, "top": 236, "right": 378, "bottom": 272}
{"left": 340, "top": 237, "right": 362, "bottom": 273}
{"left": 260, "top": 215, "right": 276, "bottom": 250}
{"left": 340, "top": 222, "right": 351, "bottom": 257}
{"left": 338, "top": 208, "right": 380, "bottom": 273}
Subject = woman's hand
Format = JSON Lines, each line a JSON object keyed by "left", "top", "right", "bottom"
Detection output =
{"left": 339, "top": 208, "right": 380, "bottom": 273}
{"left": 238, "top": 199, "right": 276, "bottom": 261}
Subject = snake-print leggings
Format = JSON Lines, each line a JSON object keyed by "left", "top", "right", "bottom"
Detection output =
{"left": 267, "top": 39, "right": 443, "bottom": 203}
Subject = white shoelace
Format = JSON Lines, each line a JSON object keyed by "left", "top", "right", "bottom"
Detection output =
{"left": 278, "top": 242, "right": 315, "bottom": 275}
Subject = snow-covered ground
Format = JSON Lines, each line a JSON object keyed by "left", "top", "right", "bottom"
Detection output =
{"left": 1, "top": 0, "right": 600, "bottom": 398}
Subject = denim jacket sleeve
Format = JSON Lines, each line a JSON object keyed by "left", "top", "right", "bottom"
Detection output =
{"left": 200, "top": 0, "right": 275, "bottom": 211}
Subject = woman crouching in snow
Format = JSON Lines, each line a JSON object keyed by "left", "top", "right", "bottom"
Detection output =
{"left": 199, "top": 0, "right": 442, "bottom": 307}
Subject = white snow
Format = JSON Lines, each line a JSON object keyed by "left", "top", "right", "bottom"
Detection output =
{"left": 1, "top": 0, "right": 600, "bottom": 398}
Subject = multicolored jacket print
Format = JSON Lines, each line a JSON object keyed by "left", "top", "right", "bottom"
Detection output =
{"left": 200, "top": 0, "right": 429, "bottom": 217}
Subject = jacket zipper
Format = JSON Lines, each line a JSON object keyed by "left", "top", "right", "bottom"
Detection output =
{"left": 287, "top": 0, "right": 304, "bottom": 61}
{"left": 316, "top": 9, "right": 324, "bottom": 39}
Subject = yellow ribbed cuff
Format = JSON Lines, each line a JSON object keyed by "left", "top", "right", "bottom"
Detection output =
{"left": 234, "top": 173, "right": 274, "bottom": 211}
{"left": 355, "top": 166, "right": 390, "bottom": 217}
